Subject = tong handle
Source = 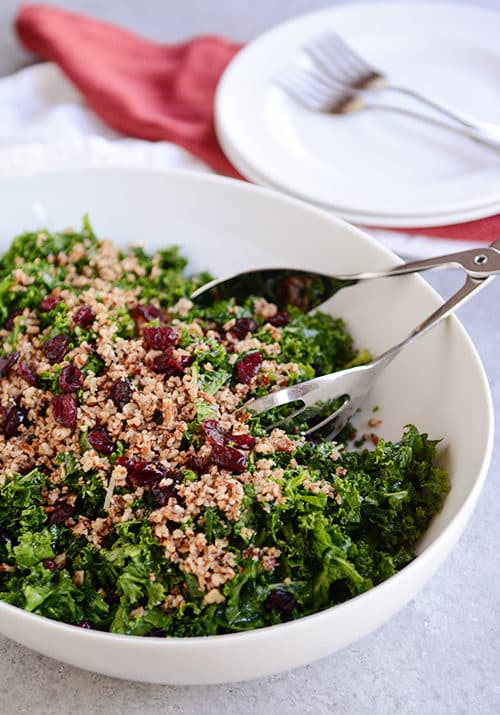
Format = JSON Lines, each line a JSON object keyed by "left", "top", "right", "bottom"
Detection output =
{"left": 376, "top": 275, "right": 494, "bottom": 368}
{"left": 336, "top": 241, "right": 500, "bottom": 282}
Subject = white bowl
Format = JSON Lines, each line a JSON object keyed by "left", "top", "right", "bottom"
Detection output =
{"left": 0, "top": 168, "right": 493, "bottom": 684}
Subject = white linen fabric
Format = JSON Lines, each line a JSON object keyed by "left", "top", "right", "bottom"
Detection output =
{"left": 0, "top": 62, "right": 481, "bottom": 259}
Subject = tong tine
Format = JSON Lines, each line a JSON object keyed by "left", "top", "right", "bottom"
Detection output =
{"left": 300, "top": 398, "right": 353, "bottom": 439}
{"left": 264, "top": 403, "right": 308, "bottom": 431}
{"left": 247, "top": 276, "right": 489, "bottom": 442}
{"left": 242, "top": 242, "right": 500, "bottom": 441}
{"left": 259, "top": 394, "right": 352, "bottom": 439}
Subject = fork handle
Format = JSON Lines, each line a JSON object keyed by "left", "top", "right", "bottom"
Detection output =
{"left": 386, "top": 85, "right": 500, "bottom": 150}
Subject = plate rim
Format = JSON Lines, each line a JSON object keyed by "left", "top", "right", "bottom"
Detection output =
{"left": 217, "top": 121, "right": 500, "bottom": 228}
{"left": 215, "top": 0, "right": 500, "bottom": 222}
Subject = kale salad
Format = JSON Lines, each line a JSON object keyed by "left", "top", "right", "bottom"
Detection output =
{"left": 0, "top": 220, "right": 450, "bottom": 636}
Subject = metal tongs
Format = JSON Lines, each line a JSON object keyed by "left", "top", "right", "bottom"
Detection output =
{"left": 192, "top": 241, "right": 500, "bottom": 440}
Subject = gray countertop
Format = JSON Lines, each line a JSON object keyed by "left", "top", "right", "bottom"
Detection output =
{"left": 1, "top": 2, "right": 499, "bottom": 713}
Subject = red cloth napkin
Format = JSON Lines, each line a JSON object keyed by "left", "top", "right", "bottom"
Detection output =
{"left": 16, "top": 4, "right": 243, "bottom": 177}
{"left": 15, "top": 4, "right": 498, "bottom": 241}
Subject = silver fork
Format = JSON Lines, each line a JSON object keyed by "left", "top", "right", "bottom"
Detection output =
{"left": 224, "top": 239, "right": 500, "bottom": 441}
{"left": 276, "top": 33, "right": 500, "bottom": 150}
{"left": 306, "top": 31, "right": 500, "bottom": 133}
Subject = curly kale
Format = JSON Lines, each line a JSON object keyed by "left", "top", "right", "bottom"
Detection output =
{"left": 0, "top": 223, "right": 450, "bottom": 636}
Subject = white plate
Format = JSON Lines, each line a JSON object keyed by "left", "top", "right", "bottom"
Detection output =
{"left": 224, "top": 132, "right": 500, "bottom": 229}
{"left": 215, "top": 1, "right": 500, "bottom": 226}
{"left": 0, "top": 167, "right": 493, "bottom": 684}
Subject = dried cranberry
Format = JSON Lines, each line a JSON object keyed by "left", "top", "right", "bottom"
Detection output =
{"left": 73, "top": 304, "right": 95, "bottom": 329}
{"left": 39, "top": 293, "right": 61, "bottom": 313}
{"left": 210, "top": 443, "right": 247, "bottom": 472}
{"left": 201, "top": 419, "right": 256, "bottom": 452}
{"left": 4, "top": 310, "right": 22, "bottom": 330}
{"left": 36, "top": 464, "right": 51, "bottom": 475}
{"left": 268, "top": 311, "right": 290, "bottom": 328}
{"left": 264, "top": 589, "right": 297, "bottom": 619}
{"left": 118, "top": 456, "right": 166, "bottom": 485}
{"left": 150, "top": 483, "right": 172, "bottom": 508}
{"left": 178, "top": 354, "right": 193, "bottom": 370}
{"left": 150, "top": 471, "right": 184, "bottom": 507}
{"left": 150, "top": 348, "right": 189, "bottom": 377}
{"left": 105, "top": 590, "right": 120, "bottom": 605}
{"left": 59, "top": 364, "right": 83, "bottom": 393}
{"left": 52, "top": 394, "right": 77, "bottom": 429}
{"left": 48, "top": 500, "right": 75, "bottom": 525}
{"left": 143, "top": 326, "right": 178, "bottom": 350}
{"left": 42, "top": 558, "right": 57, "bottom": 571}
{"left": 2, "top": 402, "right": 27, "bottom": 437}
{"left": 150, "top": 352, "right": 175, "bottom": 375}
{"left": 17, "top": 362, "right": 39, "bottom": 387}
{"left": 88, "top": 427, "right": 115, "bottom": 455}
{"left": 130, "top": 460, "right": 168, "bottom": 486}
{"left": 109, "top": 378, "right": 132, "bottom": 409}
{"left": 116, "top": 457, "right": 139, "bottom": 487}
{"left": 229, "top": 433, "right": 256, "bottom": 450}
{"left": 236, "top": 351, "right": 263, "bottom": 384}
{"left": 201, "top": 419, "right": 227, "bottom": 446}
{"left": 43, "top": 334, "right": 68, "bottom": 364}
{"left": 186, "top": 455, "right": 208, "bottom": 475}
{"left": 0, "top": 351, "right": 20, "bottom": 377}
{"left": 117, "top": 455, "right": 140, "bottom": 473}
{"left": 131, "top": 303, "right": 163, "bottom": 326}
{"left": 231, "top": 317, "right": 258, "bottom": 339}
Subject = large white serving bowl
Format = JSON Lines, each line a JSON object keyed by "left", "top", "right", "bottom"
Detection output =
{"left": 0, "top": 168, "right": 493, "bottom": 684}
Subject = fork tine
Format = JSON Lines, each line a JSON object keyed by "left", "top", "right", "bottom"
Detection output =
{"left": 278, "top": 29, "right": 386, "bottom": 114}
{"left": 309, "top": 32, "right": 384, "bottom": 92}
{"left": 275, "top": 74, "right": 324, "bottom": 110}
{"left": 317, "top": 32, "right": 377, "bottom": 78}
{"left": 304, "top": 44, "right": 360, "bottom": 90}
{"left": 296, "top": 65, "right": 341, "bottom": 98}
{"left": 275, "top": 73, "right": 319, "bottom": 109}
{"left": 300, "top": 397, "right": 351, "bottom": 438}
{"left": 276, "top": 63, "right": 343, "bottom": 110}
{"left": 280, "top": 63, "right": 334, "bottom": 92}
{"left": 275, "top": 72, "right": 318, "bottom": 109}
{"left": 311, "top": 35, "right": 364, "bottom": 85}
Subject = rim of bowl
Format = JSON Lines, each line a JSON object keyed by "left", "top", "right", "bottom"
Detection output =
{"left": 0, "top": 166, "right": 494, "bottom": 649}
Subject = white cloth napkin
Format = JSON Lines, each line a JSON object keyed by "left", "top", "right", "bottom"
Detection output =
{"left": 0, "top": 62, "right": 478, "bottom": 259}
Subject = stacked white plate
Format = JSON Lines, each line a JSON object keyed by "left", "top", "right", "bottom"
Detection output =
{"left": 215, "top": 1, "right": 500, "bottom": 228}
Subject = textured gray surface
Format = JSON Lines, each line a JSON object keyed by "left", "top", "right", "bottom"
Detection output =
{"left": 1, "top": 1, "right": 500, "bottom": 713}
